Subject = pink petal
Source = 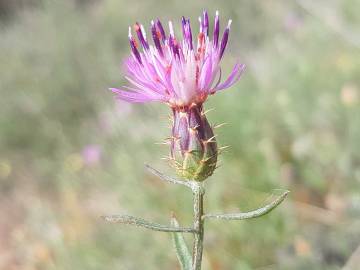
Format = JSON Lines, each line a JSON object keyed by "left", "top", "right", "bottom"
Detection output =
{"left": 213, "top": 63, "right": 245, "bottom": 91}
{"left": 109, "top": 88, "right": 162, "bottom": 103}
{"left": 199, "top": 56, "right": 213, "bottom": 91}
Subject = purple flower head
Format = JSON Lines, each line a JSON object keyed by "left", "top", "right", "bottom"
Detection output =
{"left": 110, "top": 11, "right": 246, "bottom": 181}
{"left": 110, "top": 10, "right": 245, "bottom": 108}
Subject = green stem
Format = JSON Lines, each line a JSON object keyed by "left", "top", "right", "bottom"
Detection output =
{"left": 192, "top": 182, "right": 205, "bottom": 270}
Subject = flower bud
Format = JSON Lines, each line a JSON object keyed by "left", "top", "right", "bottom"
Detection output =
{"left": 170, "top": 104, "right": 217, "bottom": 181}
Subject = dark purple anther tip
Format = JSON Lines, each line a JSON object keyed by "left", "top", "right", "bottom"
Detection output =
{"left": 134, "top": 22, "right": 149, "bottom": 50}
{"left": 186, "top": 19, "right": 193, "bottom": 50}
{"left": 219, "top": 21, "right": 231, "bottom": 59}
{"left": 156, "top": 19, "right": 166, "bottom": 42}
{"left": 213, "top": 11, "right": 220, "bottom": 48}
{"left": 168, "top": 21, "right": 180, "bottom": 58}
{"left": 151, "top": 21, "right": 163, "bottom": 56}
{"left": 129, "top": 39, "right": 142, "bottom": 64}
{"left": 181, "top": 16, "right": 187, "bottom": 37}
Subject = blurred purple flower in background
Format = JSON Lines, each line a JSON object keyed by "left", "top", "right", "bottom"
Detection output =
{"left": 82, "top": 145, "right": 102, "bottom": 166}
{"left": 284, "top": 11, "right": 303, "bottom": 32}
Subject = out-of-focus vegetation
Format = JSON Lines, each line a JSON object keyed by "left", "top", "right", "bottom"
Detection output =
{"left": 1, "top": 0, "right": 360, "bottom": 269}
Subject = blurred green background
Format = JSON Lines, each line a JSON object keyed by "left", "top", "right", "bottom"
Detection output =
{"left": 1, "top": 0, "right": 360, "bottom": 269}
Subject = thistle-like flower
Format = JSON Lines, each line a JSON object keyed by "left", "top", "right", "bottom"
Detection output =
{"left": 110, "top": 11, "right": 245, "bottom": 181}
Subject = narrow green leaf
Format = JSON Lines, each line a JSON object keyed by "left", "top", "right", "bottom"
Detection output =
{"left": 171, "top": 214, "right": 192, "bottom": 270}
{"left": 102, "top": 215, "right": 196, "bottom": 233}
{"left": 203, "top": 190, "right": 289, "bottom": 221}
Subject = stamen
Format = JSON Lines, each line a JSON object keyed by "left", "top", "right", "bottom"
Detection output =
{"left": 156, "top": 19, "right": 166, "bottom": 42}
{"left": 181, "top": 16, "right": 187, "bottom": 38}
{"left": 203, "top": 10, "right": 209, "bottom": 36}
{"left": 168, "top": 23, "right": 179, "bottom": 58}
{"left": 186, "top": 19, "right": 193, "bottom": 50}
{"left": 181, "top": 16, "right": 192, "bottom": 49}
{"left": 128, "top": 26, "right": 142, "bottom": 64}
{"left": 151, "top": 20, "right": 164, "bottom": 56}
{"left": 134, "top": 22, "right": 149, "bottom": 50}
{"left": 213, "top": 10, "right": 220, "bottom": 48}
{"left": 129, "top": 38, "right": 142, "bottom": 64}
{"left": 219, "top": 20, "right": 231, "bottom": 59}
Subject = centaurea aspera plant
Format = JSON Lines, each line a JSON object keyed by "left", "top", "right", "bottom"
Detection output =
{"left": 105, "top": 10, "right": 288, "bottom": 270}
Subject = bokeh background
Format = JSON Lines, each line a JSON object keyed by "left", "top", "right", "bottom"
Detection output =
{"left": 1, "top": 0, "right": 360, "bottom": 269}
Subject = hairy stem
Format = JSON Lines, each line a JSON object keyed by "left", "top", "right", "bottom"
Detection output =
{"left": 102, "top": 215, "right": 196, "bottom": 233}
{"left": 145, "top": 164, "right": 193, "bottom": 188}
{"left": 192, "top": 182, "right": 205, "bottom": 270}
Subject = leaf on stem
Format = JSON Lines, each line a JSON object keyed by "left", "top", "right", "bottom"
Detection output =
{"left": 203, "top": 190, "right": 289, "bottom": 221}
{"left": 145, "top": 164, "right": 193, "bottom": 188}
{"left": 103, "top": 214, "right": 196, "bottom": 233}
{"left": 170, "top": 213, "right": 192, "bottom": 270}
